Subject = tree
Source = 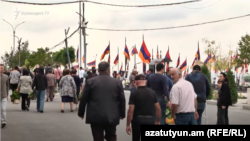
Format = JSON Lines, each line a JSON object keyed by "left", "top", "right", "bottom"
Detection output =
{"left": 202, "top": 38, "right": 232, "bottom": 72}
{"left": 1, "top": 40, "right": 30, "bottom": 68}
{"left": 227, "top": 69, "right": 238, "bottom": 104}
{"left": 236, "top": 34, "right": 250, "bottom": 65}
{"left": 27, "top": 47, "right": 53, "bottom": 67}
{"left": 52, "top": 46, "right": 75, "bottom": 66}
{"left": 201, "top": 64, "right": 213, "bottom": 100}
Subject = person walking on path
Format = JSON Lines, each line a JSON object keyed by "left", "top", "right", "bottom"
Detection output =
{"left": 217, "top": 72, "right": 232, "bottom": 125}
{"left": 146, "top": 63, "right": 168, "bottom": 125}
{"left": 59, "top": 69, "right": 76, "bottom": 113}
{"left": 46, "top": 70, "right": 56, "bottom": 102}
{"left": 32, "top": 67, "right": 47, "bottom": 113}
{"left": 45, "top": 64, "right": 53, "bottom": 75}
{"left": 145, "top": 68, "right": 154, "bottom": 80}
{"left": 71, "top": 69, "right": 82, "bottom": 111}
{"left": 78, "top": 61, "right": 126, "bottom": 141}
{"left": 79, "top": 67, "right": 85, "bottom": 83}
{"left": 16, "top": 68, "right": 33, "bottom": 111}
{"left": 126, "top": 74, "right": 161, "bottom": 141}
{"left": 91, "top": 68, "right": 98, "bottom": 77}
{"left": 169, "top": 68, "right": 198, "bottom": 125}
{"left": 129, "top": 69, "right": 137, "bottom": 94}
{"left": 54, "top": 65, "right": 62, "bottom": 88}
{"left": 1, "top": 64, "right": 9, "bottom": 128}
{"left": 185, "top": 65, "right": 210, "bottom": 125}
{"left": 9, "top": 66, "right": 20, "bottom": 93}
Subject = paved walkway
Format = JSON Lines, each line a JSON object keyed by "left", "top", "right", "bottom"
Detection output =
{"left": 2, "top": 91, "right": 250, "bottom": 141}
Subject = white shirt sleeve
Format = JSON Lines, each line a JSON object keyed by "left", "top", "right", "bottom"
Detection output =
{"left": 170, "top": 86, "right": 180, "bottom": 105}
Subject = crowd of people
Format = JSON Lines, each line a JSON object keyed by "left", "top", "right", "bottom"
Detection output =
{"left": 1, "top": 61, "right": 232, "bottom": 141}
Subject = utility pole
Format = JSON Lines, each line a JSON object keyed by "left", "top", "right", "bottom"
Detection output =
{"left": 83, "top": 2, "right": 87, "bottom": 68}
{"left": 17, "top": 38, "right": 22, "bottom": 66}
{"left": 64, "top": 27, "right": 71, "bottom": 68}
{"left": 79, "top": 1, "right": 82, "bottom": 67}
{"left": 134, "top": 45, "right": 136, "bottom": 69}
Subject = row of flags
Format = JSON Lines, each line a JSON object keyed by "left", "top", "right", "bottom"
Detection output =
{"left": 75, "top": 40, "right": 248, "bottom": 75}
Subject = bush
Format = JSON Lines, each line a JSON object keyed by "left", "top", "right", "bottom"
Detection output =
{"left": 244, "top": 75, "right": 250, "bottom": 82}
{"left": 201, "top": 65, "right": 213, "bottom": 100}
{"left": 227, "top": 69, "right": 238, "bottom": 104}
{"left": 10, "top": 90, "right": 20, "bottom": 103}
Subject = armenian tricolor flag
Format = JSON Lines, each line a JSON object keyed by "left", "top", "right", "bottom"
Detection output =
{"left": 100, "top": 44, "right": 110, "bottom": 61}
{"left": 139, "top": 40, "right": 151, "bottom": 64}
{"left": 192, "top": 58, "right": 195, "bottom": 66}
{"left": 157, "top": 46, "right": 159, "bottom": 59}
{"left": 176, "top": 53, "right": 180, "bottom": 67}
{"left": 180, "top": 60, "right": 187, "bottom": 72}
{"left": 245, "top": 59, "right": 248, "bottom": 73}
{"left": 108, "top": 54, "right": 110, "bottom": 63}
{"left": 114, "top": 54, "right": 119, "bottom": 65}
{"left": 75, "top": 47, "right": 79, "bottom": 63}
{"left": 73, "top": 64, "right": 79, "bottom": 69}
{"left": 124, "top": 45, "right": 130, "bottom": 60}
{"left": 208, "top": 55, "right": 216, "bottom": 63}
{"left": 87, "top": 61, "right": 96, "bottom": 67}
{"left": 195, "top": 42, "right": 200, "bottom": 60}
{"left": 131, "top": 47, "right": 138, "bottom": 56}
{"left": 165, "top": 47, "right": 171, "bottom": 71}
{"left": 204, "top": 54, "right": 212, "bottom": 65}
{"left": 119, "top": 64, "right": 123, "bottom": 74}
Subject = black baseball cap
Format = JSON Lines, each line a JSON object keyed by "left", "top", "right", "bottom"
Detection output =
{"left": 193, "top": 65, "right": 201, "bottom": 71}
{"left": 135, "top": 74, "right": 146, "bottom": 80}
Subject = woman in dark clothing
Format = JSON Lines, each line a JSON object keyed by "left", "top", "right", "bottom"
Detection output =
{"left": 217, "top": 72, "right": 232, "bottom": 125}
{"left": 32, "top": 67, "right": 47, "bottom": 113}
{"left": 91, "top": 69, "right": 98, "bottom": 77}
{"left": 71, "top": 69, "right": 82, "bottom": 110}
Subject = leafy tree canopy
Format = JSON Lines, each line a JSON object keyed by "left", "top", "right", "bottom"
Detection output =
{"left": 52, "top": 46, "right": 75, "bottom": 66}
{"left": 235, "top": 34, "right": 250, "bottom": 65}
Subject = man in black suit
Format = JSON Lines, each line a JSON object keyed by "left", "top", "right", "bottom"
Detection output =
{"left": 78, "top": 61, "right": 126, "bottom": 141}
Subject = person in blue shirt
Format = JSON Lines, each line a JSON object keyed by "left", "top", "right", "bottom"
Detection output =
{"left": 185, "top": 65, "right": 210, "bottom": 125}
{"left": 166, "top": 67, "right": 173, "bottom": 93}
{"left": 145, "top": 68, "right": 154, "bottom": 80}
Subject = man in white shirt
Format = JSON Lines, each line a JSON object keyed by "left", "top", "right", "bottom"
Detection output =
{"left": 79, "top": 67, "right": 85, "bottom": 83}
{"left": 169, "top": 68, "right": 199, "bottom": 125}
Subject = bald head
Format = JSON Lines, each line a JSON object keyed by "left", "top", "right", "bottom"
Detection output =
{"left": 170, "top": 68, "right": 182, "bottom": 83}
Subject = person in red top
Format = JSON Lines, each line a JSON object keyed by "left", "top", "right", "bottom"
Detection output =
{"left": 54, "top": 65, "right": 62, "bottom": 88}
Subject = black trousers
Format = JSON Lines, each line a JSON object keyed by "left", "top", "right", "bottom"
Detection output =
{"left": 20, "top": 93, "right": 30, "bottom": 110}
{"left": 132, "top": 117, "right": 155, "bottom": 141}
{"left": 11, "top": 84, "right": 18, "bottom": 92}
{"left": 90, "top": 124, "right": 117, "bottom": 141}
{"left": 217, "top": 106, "right": 229, "bottom": 125}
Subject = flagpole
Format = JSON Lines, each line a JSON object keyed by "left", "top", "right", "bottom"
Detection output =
{"left": 117, "top": 47, "right": 120, "bottom": 73}
{"left": 125, "top": 37, "right": 127, "bottom": 76}
{"left": 134, "top": 45, "right": 136, "bottom": 69}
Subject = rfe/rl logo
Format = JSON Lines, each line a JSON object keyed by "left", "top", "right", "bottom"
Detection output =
{"left": 14, "top": 8, "right": 20, "bottom": 20}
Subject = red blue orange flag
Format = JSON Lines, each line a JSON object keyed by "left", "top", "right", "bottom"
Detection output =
{"left": 114, "top": 54, "right": 119, "bottom": 65}
{"left": 165, "top": 47, "right": 171, "bottom": 59}
{"left": 124, "top": 45, "right": 130, "bottom": 60}
{"left": 204, "top": 54, "right": 211, "bottom": 65}
{"left": 76, "top": 47, "right": 79, "bottom": 63}
{"left": 87, "top": 61, "right": 96, "bottom": 67}
{"left": 180, "top": 60, "right": 187, "bottom": 71}
{"left": 157, "top": 46, "right": 159, "bottom": 59}
{"left": 100, "top": 44, "right": 110, "bottom": 61}
{"left": 108, "top": 54, "right": 110, "bottom": 63}
{"left": 139, "top": 40, "right": 151, "bottom": 64}
{"left": 176, "top": 53, "right": 180, "bottom": 67}
{"left": 195, "top": 42, "right": 200, "bottom": 60}
{"left": 131, "top": 47, "right": 138, "bottom": 56}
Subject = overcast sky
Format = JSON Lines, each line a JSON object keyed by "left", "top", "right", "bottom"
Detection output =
{"left": 0, "top": 0, "right": 250, "bottom": 73}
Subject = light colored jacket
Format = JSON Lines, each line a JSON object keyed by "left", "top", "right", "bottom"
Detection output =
{"left": 10, "top": 70, "right": 20, "bottom": 84}
{"left": 18, "top": 76, "right": 33, "bottom": 94}
{"left": 59, "top": 75, "right": 76, "bottom": 97}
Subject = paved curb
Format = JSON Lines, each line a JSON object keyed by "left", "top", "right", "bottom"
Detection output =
{"left": 206, "top": 100, "right": 250, "bottom": 110}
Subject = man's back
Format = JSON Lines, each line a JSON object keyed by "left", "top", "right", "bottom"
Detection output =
{"left": 129, "top": 86, "right": 157, "bottom": 117}
{"left": 185, "top": 72, "right": 210, "bottom": 101}
{"left": 80, "top": 73, "right": 126, "bottom": 125}
{"left": 46, "top": 74, "right": 55, "bottom": 87}
{"left": 146, "top": 73, "right": 168, "bottom": 98}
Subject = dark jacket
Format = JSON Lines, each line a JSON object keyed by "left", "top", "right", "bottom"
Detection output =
{"left": 78, "top": 73, "right": 126, "bottom": 125}
{"left": 32, "top": 67, "right": 47, "bottom": 91}
{"left": 91, "top": 73, "right": 98, "bottom": 77}
{"left": 45, "top": 67, "right": 52, "bottom": 75}
{"left": 146, "top": 73, "right": 154, "bottom": 80}
{"left": 185, "top": 72, "right": 210, "bottom": 102}
{"left": 217, "top": 81, "right": 232, "bottom": 107}
{"left": 166, "top": 74, "right": 173, "bottom": 93}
